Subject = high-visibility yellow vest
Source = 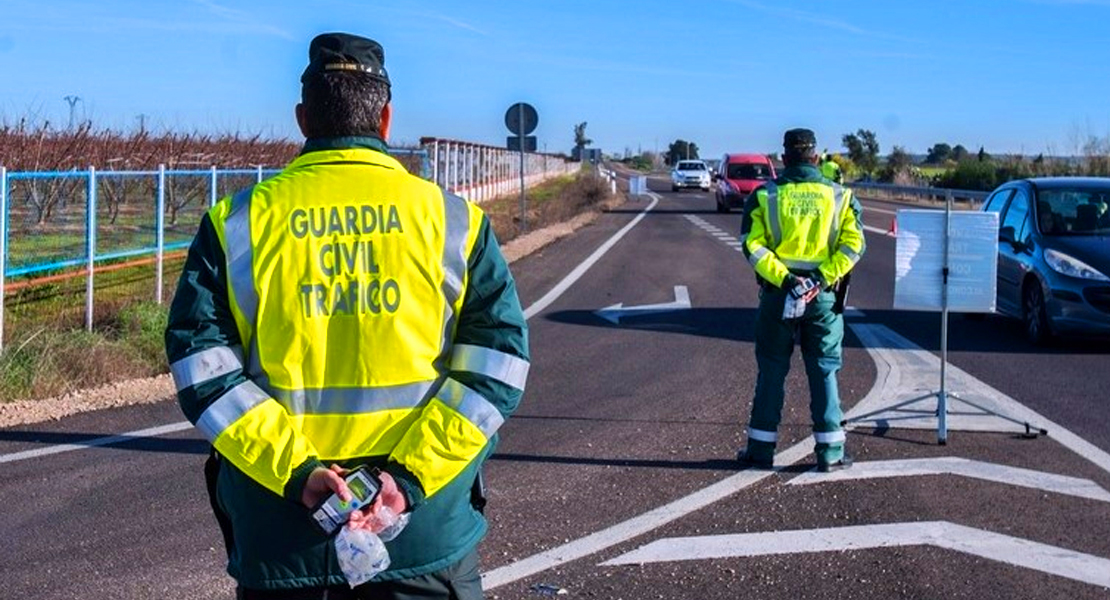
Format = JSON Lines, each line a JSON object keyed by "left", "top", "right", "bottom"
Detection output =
{"left": 745, "top": 179, "right": 864, "bottom": 288}
{"left": 199, "top": 148, "right": 510, "bottom": 499}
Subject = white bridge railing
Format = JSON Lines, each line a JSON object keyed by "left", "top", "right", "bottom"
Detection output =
{"left": 420, "top": 137, "right": 575, "bottom": 204}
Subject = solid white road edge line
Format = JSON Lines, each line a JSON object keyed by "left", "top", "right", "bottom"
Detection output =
{"left": 0, "top": 422, "right": 193, "bottom": 464}
{"left": 600, "top": 521, "right": 1110, "bottom": 589}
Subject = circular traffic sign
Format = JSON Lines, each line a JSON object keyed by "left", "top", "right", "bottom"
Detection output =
{"left": 505, "top": 102, "right": 538, "bottom": 136}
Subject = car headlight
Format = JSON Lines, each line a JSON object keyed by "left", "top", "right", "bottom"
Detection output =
{"left": 1044, "top": 249, "right": 1110, "bottom": 281}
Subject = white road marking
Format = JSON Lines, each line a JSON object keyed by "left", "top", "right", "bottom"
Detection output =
{"left": 481, "top": 438, "right": 818, "bottom": 590}
{"left": 788, "top": 457, "right": 1110, "bottom": 502}
{"left": 863, "top": 224, "right": 890, "bottom": 236}
{"left": 601, "top": 521, "right": 1110, "bottom": 589}
{"left": 844, "top": 323, "right": 1110, "bottom": 476}
{"left": 0, "top": 422, "right": 193, "bottom": 464}
{"left": 524, "top": 193, "right": 660, "bottom": 320}
{"left": 594, "top": 286, "right": 691, "bottom": 324}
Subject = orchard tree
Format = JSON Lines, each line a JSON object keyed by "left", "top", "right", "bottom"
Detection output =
{"left": 925, "top": 143, "right": 952, "bottom": 164}
{"left": 952, "top": 144, "right": 970, "bottom": 162}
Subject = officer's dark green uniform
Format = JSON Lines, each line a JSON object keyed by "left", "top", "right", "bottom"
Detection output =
{"left": 738, "top": 129, "right": 865, "bottom": 470}
{"left": 165, "top": 33, "right": 528, "bottom": 600}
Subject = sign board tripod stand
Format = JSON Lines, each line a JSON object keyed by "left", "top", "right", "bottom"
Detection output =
{"left": 843, "top": 191, "right": 1047, "bottom": 444}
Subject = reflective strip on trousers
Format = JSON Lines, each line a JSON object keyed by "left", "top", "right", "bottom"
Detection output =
{"left": 437, "top": 378, "right": 505, "bottom": 439}
{"left": 265, "top": 380, "right": 437, "bottom": 416}
{"left": 747, "top": 427, "right": 778, "bottom": 443}
{"left": 196, "top": 380, "right": 271, "bottom": 442}
{"left": 814, "top": 430, "right": 846, "bottom": 444}
{"left": 170, "top": 345, "right": 245, "bottom": 391}
{"left": 450, "top": 344, "right": 530, "bottom": 390}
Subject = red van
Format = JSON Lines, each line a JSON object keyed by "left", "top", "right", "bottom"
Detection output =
{"left": 714, "top": 153, "right": 776, "bottom": 213}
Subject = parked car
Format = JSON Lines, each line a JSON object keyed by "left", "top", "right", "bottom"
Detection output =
{"left": 671, "top": 160, "right": 711, "bottom": 192}
{"left": 714, "top": 153, "right": 776, "bottom": 213}
{"left": 980, "top": 177, "right": 1110, "bottom": 343}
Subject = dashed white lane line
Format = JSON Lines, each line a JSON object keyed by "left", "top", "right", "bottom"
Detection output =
{"left": 601, "top": 521, "right": 1110, "bottom": 589}
{"left": 788, "top": 456, "right": 1110, "bottom": 503}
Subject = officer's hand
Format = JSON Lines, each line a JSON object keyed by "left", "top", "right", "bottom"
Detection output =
{"left": 300, "top": 464, "right": 351, "bottom": 509}
{"left": 347, "top": 471, "right": 408, "bottom": 534}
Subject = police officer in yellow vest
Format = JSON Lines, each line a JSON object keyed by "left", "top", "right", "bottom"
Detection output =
{"left": 820, "top": 151, "right": 843, "bottom": 184}
{"left": 165, "top": 33, "right": 528, "bottom": 599}
{"left": 737, "top": 129, "right": 864, "bottom": 472}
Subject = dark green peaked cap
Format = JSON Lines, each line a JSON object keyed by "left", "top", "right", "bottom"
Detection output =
{"left": 301, "top": 32, "right": 390, "bottom": 86}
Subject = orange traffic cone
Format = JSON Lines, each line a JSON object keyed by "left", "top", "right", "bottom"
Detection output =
{"left": 887, "top": 217, "right": 898, "bottom": 237}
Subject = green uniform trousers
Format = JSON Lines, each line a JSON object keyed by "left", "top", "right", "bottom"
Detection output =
{"left": 746, "top": 286, "right": 846, "bottom": 464}
{"left": 236, "top": 550, "right": 483, "bottom": 600}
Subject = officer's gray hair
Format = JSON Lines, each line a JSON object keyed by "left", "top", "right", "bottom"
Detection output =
{"left": 301, "top": 70, "right": 390, "bottom": 138}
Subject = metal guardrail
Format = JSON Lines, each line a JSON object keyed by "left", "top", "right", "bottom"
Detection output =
{"left": 849, "top": 182, "right": 989, "bottom": 207}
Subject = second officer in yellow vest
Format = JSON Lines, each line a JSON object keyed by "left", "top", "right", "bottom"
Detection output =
{"left": 737, "top": 128, "right": 865, "bottom": 472}
{"left": 166, "top": 33, "right": 528, "bottom": 599}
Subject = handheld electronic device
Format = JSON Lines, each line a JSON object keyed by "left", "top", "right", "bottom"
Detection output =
{"left": 789, "top": 277, "right": 816, "bottom": 299}
{"left": 311, "top": 467, "right": 383, "bottom": 535}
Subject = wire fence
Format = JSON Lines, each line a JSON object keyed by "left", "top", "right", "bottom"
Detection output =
{"left": 0, "top": 144, "right": 574, "bottom": 354}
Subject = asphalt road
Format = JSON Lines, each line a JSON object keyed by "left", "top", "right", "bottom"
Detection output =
{"left": 2, "top": 175, "right": 1108, "bottom": 599}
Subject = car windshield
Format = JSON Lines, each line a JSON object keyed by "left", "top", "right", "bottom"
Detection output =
{"left": 1036, "top": 188, "right": 1110, "bottom": 236}
{"left": 728, "top": 163, "right": 771, "bottom": 180}
{"left": 677, "top": 162, "right": 705, "bottom": 171}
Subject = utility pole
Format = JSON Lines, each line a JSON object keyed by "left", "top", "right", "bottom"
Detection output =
{"left": 136, "top": 114, "right": 148, "bottom": 134}
{"left": 64, "top": 95, "right": 81, "bottom": 130}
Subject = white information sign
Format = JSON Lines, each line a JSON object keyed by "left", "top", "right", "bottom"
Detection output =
{"left": 893, "top": 209, "right": 999, "bottom": 313}
{"left": 629, "top": 176, "right": 648, "bottom": 196}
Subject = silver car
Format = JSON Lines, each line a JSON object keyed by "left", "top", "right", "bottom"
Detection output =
{"left": 671, "top": 160, "right": 711, "bottom": 192}
{"left": 981, "top": 178, "right": 1110, "bottom": 343}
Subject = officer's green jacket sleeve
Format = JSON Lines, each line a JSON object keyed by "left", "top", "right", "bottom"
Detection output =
{"left": 164, "top": 215, "right": 323, "bottom": 503}
{"left": 387, "top": 215, "right": 529, "bottom": 509}
{"left": 816, "top": 190, "right": 866, "bottom": 287}
{"left": 742, "top": 188, "right": 792, "bottom": 287}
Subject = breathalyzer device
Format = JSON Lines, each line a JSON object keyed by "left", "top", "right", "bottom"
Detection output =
{"left": 310, "top": 467, "right": 383, "bottom": 535}
{"left": 789, "top": 277, "right": 816, "bottom": 299}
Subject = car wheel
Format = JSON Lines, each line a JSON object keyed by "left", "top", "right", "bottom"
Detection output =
{"left": 672, "top": 184, "right": 679, "bottom": 192}
{"left": 716, "top": 199, "right": 728, "bottom": 213}
{"left": 1022, "top": 282, "right": 1052, "bottom": 345}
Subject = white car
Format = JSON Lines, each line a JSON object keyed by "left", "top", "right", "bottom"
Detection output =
{"left": 671, "top": 160, "right": 711, "bottom": 192}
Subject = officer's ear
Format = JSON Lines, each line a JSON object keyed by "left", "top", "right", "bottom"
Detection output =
{"left": 295, "top": 103, "right": 309, "bottom": 138}
{"left": 379, "top": 102, "right": 392, "bottom": 141}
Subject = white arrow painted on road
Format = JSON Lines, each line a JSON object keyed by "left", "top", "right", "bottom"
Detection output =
{"left": 787, "top": 457, "right": 1110, "bottom": 503}
{"left": 602, "top": 521, "right": 1110, "bottom": 588}
{"left": 593, "top": 285, "right": 691, "bottom": 324}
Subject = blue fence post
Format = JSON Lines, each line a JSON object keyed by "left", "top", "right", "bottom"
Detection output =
{"left": 0, "top": 167, "right": 6, "bottom": 354}
{"left": 256, "top": 165, "right": 263, "bottom": 183}
{"left": 210, "top": 166, "right": 218, "bottom": 208}
{"left": 156, "top": 164, "right": 166, "bottom": 304}
{"left": 86, "top": 166, "right": 97, "bottom": 332}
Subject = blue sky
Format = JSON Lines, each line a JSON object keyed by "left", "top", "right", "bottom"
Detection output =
{"left": 3, "top": 0, "right": 1110, "bottom": 159}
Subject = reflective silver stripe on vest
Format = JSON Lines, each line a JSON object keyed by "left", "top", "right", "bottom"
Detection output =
{"left": 828, "top": 184, "right": 846, "bottom": 254}
{"left": 748, "top": 246, "right": 771, "bottom": 268}
{"left": 450, "top": 344, "right": 529, "bottom": 390}
{"left": 267, "top": 380, "right": 436, "bottom": 416}
{"left": 224, "top": 187, "right": 259, "bottom": 328}
{"left": 839, "top": 244, "right": 862, "bottom": 265}
{"left": 814, "top": 430, "right": 846, "bottom": 444}
{"left": 747, "top": 427, "right": 778, "bottom": 443}
{"left": 780, "top": 258, "right": 822, "bottom": 271}
{"left": 170, "top": 346, "right": 245, "bottom": 391}
{"left": 438, "top": 378, "right": 505, "bottom": 439}
{"left": 764, "top": 182, "right": 782, "bottom": 247}
{"left": 436, "top": 191, "right": 472, "bottom": 373}
{"left": 196, "top": 380, "right": 271, "bottom": 442}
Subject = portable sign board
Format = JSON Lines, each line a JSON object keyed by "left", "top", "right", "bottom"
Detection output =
{"left": 894, "top": 209, "right": 999, "bottom": 313}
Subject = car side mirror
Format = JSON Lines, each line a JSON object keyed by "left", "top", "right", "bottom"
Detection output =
{"left": 999, "top": 225, "right": 1022, "bottom": 249}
